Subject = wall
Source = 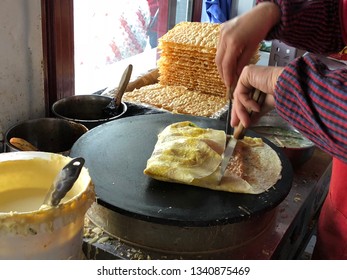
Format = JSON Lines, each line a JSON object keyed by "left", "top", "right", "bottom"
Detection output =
{"left": 231, "top": 0, "right": 255, "bottom": 18}
{"left": 0, "top": 0, "right": 45, "bottom": 149}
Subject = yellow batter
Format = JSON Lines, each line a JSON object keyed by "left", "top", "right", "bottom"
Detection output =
{"left": 0, "top": 156, "right": 81, "bottom": 213}
{"left": 0, "top": 187, "right": 72, "bottom": 212}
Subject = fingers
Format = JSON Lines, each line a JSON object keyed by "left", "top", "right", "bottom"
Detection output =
{"left": 216, "top": 42, "right": 252, "bottom": 89}
{"left": 231, "top": 87, "right": 261, "bottom": 128}
{"left": 216, "top": 2, "right": 281, "bottom": 90}
{"left": 230, "top": 65, "right": 281, "bottom": 128}
{"left": 216, "top": 34, "right": 239, "bottom": 88}
{"left": 216, "top": 19, "right": 250, "bottom": 88}
{"left": 238, "top": 65, "right": 283, "bottom": 95}
{"left": 231, "top": 101, "right": 252, "bottom": 128}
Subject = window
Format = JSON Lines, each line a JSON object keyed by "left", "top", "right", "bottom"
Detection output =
{"left": 42, "top": 0, "right": 202, "bottom": 114}
{"left": 74, "top": 0, "right": 199, "bottom": 95}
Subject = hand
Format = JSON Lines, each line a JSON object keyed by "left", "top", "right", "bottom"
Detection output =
{"left": 231, "top": 65, "right": 284, "bottom": 128}
{"left": 215, "top": 2, "right": 281, "bottom": 88}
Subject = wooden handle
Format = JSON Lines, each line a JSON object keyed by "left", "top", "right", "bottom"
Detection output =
{"left": 125, "top": 68, "right": 159, "bottom": 92}
{"left": 9, "top": 137, "right": 39, "bottom": 151}
{"left": 115, "top": 64, "right": 133, "bottom": 108}
{"left": 225, "top": 83, "right": 237, "bottom": 135}
{"left": 233, "top": 89, "right": 266, "bottom": 140}
{"left": 233, "top": 121, "right": 246, "bottom": 140}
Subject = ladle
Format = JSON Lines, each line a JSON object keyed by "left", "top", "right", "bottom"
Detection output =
{"left": 103, "top": 64, "right": 133, "bottom": 116}
{"left": 42, "top": 157, "right": 85, "bottom": 207}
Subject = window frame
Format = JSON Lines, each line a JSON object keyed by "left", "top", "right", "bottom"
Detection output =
{"left": 41, "top": 0, "right": 202, "bottom": 116}
{"left": 41, "top": 0, "right": 74, "bottom": 116}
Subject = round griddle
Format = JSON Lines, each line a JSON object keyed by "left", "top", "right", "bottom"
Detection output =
{"left": 70, "top": 113, "right": 293, "bottom": 226}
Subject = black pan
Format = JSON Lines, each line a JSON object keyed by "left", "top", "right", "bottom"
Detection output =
{"left": 70, "top": 113, "right": 293, "bottom": 226}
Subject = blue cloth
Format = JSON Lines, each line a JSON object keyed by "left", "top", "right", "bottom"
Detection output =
{"left": 205, "top": 0, "right": 232, "bottom": 23}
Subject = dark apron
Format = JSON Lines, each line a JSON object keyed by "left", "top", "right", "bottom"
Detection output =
{"left": 312, "top": 157, "right": 347, "bottom": 259}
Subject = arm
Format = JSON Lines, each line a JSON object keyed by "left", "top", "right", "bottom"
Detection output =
{"left": 215, "top": 0, "right": 345, "bottom": 88}
{"left": 258, "top": 0, "right": 347, "bottom": 161}
{"left": 232, "top": 54, "right": 347, "bottom": 163}
{"left": 219, "top": 0, "right": 347, "bottom": 161}
{"left": 274, "top": 53, "right": 347, "bottom": 162}
{"left": 215, "top": 2, "right": 281, "bottom": 88}
{"left": 257, "top": 0, "right": 345, "bottom": 53}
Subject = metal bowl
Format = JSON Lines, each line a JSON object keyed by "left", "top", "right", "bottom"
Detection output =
{"left": 251, "top": 125, "right": 315, "bottom": 168}
{"left": 51, "top": 95, "right": 127, "bottom": 129}
{"left": 5, "top": 118, "right": 88, "bottom": 155}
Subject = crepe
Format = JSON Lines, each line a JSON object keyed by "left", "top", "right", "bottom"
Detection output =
{"left": 144, "top": 121, "right": 282, "bottom": 194}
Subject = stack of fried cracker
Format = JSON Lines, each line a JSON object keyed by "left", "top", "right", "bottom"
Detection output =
{"left": 158, "top": 22, "right": 226, "bottom": 97}
{"left": 123, "top": 22, "right": 259, "bottom": 117}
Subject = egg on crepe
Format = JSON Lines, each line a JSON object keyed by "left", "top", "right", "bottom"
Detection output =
{"left": 144, "top": 121, "right": 282, "bottom": 194}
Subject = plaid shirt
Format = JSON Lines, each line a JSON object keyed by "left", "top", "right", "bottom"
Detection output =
{"left": 257, "top": 0, "right": 347, "bottom": 162}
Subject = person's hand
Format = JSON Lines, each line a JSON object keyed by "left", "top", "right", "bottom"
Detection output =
{"left": 231, "top": 65, "right": 284, "bottom": 128}
{"left": 215, "top": 2, "right": 281, "bottom": 88}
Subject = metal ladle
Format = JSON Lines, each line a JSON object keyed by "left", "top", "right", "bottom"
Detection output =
{"left": 103, "top": 64, "right": 133, "bottom": 116}
{"left": 41, "top": 157, "right": 85, "bottom": 208}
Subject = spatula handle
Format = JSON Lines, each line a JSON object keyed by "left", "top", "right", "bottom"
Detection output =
{"left": 43, "top": 157, "right": 85, "bottom": 207}
{"left": 233, "top": 89, "right": 266, "bottom": 139}
{"left": 225, "top": 83, "right": 237, "bottom": 135}
{"left": 9, "top": 137, "right": 39, "bottom": 151}
{"left": 115, "top": 64, "right": 133, "bottom": 108}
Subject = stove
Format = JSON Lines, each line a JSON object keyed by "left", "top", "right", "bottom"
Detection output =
{"left": 81, "top": 103, "right": 332, "bottom": 260}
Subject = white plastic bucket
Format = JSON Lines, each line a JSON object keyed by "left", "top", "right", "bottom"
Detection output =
{"left": 0, "top": 152, "right": 95, "bottom": 259}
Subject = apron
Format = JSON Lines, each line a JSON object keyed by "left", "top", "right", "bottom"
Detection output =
{"left": 312, "top": 157, "right": 347, "bottom": 259}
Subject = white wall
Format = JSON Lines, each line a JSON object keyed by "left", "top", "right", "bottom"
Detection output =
{"left": 0, "top": 0, "right": 45, "bottom": 148}
{"left": 231, "top": 0, "right": 255, "bottom": 18}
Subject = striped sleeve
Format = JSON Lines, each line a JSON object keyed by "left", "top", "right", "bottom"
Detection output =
{"left": 274, "top": 54, "right": 347, "bottom": 162}
{"left": 256, "top": 0, "right": 345, "bottom": 53}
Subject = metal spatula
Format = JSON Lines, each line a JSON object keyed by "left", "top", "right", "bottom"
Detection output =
{"left": 220, "top": 89, "right": 266, "bottom": 177}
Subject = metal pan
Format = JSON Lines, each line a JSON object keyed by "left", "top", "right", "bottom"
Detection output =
{"left": 70, "top": 113, "right": 293, "bottom": 226}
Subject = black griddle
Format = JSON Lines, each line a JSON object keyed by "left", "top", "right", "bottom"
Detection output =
{"left": 70, "top": 113, "right": 293, "bottom": 226}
